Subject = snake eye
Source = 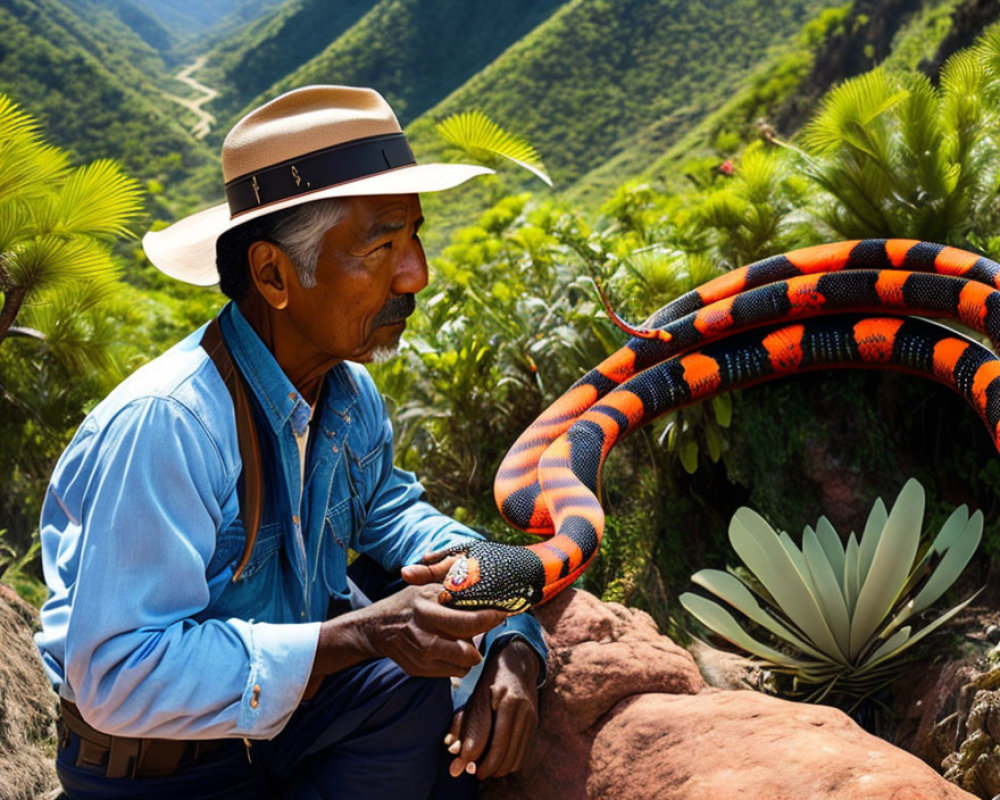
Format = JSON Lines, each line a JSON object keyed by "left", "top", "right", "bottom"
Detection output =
{"left": 444, "top": 555, "right": 481, "bottom": 592}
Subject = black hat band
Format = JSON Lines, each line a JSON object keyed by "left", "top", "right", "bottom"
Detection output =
{"left": 225, "top": 133, "right": 416, "bottom": 216}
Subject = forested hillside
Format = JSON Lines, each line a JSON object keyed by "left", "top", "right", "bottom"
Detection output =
{"left": 224, "top": 0, "right": 567, "bottom": 130}
{"left": 407, "top": 0, "right": 843, "bottom": 186}
{"left": 0, "top": 0, "right": 217, "bottom": 211}
{"left": 203, "top": 0, "right": 379, "bottom": 121}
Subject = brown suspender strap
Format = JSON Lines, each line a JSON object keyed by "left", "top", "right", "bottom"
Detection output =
{"left": 201, "top": 318, "right": 263, "bottom": 582}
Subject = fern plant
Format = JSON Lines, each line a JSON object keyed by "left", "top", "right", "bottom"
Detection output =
{"left": 680, "top": 479, "right": 982, "bottom": 701}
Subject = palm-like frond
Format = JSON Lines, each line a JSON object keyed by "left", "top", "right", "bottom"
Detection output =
{"left": 5, "top": 236, "right": 120, "bottom": 295}
{"left": 435, "top": 110, "right": 552, "bottom": 186}
{"left": 801, "top": 69, "right": 909, "bottom": 155}
{"left": 53, "top": 160, "right": 144, "bottom": 238}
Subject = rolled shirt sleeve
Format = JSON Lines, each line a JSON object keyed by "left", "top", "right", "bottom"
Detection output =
{"left": 37, "top": 396, "right": 319, "bottom": 739}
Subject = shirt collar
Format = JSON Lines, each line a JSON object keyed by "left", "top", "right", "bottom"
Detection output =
{"left": 218, "top": 302, "right": 313, "bottom": 437}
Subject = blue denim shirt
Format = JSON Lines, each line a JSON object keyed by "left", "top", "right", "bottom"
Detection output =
{"left": 35, "top": 302, "right": 546, "bottom": 740}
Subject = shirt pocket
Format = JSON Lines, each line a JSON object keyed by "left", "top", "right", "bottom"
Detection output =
{"left": 344, "top": 439, "right": 383, "bottom": 521}
{"left": 320, "top": 497, "right": 352, "bottom": 597}
{"left": 233, "top": 521, "right": 284, "bottom": 581}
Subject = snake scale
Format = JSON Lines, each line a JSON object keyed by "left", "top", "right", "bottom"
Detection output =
{"left": 438, "top": 239, "right": 1000, "bottom": 612}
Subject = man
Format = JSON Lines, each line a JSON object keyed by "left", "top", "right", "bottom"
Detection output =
{"left": 35, "top": 85, "right": 547, "bottom": 799}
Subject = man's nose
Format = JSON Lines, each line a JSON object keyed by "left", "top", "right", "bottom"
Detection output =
{"left": 393, "top": 242, "right": 429, "bottom": 294}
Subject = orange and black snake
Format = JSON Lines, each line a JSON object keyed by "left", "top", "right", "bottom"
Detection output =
{"left": 438, "top": 239, "right": 1000, "bottom": 612}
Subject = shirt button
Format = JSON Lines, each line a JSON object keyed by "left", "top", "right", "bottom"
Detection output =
{"left": 250, "top": 684, "right": 261, "bottom": 709}
{"left": 300, "top": 610, "right": 306, "bottom": 618}
{"left": 344, "top": 414, "right": 351, "bottom": 423}
{"left": 332, "top": 444, "right": 339, "bottom": 453}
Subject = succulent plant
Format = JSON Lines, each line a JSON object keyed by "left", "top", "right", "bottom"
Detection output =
{"left": 680, "top": 479, "right": 983, "bottom": 701}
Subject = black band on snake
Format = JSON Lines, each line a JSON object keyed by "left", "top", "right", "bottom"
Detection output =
{"left": 439, "top": 240, "right": 1000, "bottom": 613}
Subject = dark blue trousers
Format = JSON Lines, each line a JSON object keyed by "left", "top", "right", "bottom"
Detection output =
{"left": 57, "top": 657, "right": 477, "bottom": 799}
{"left": 57, "top": 558, "right": 479, "bottom": 799}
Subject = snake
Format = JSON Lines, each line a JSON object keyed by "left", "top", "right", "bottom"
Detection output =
{"left": 438, "top": 240, "right": 1000, "bottom": 612}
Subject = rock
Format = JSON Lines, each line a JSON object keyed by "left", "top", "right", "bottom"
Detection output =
{"left": 589, "top": 692, "right": 974, "bottom": 800}
{"left": 484, "top": 588, "right": 977, "bottom": 800}
{"left": 943, "top": 670, "right": 1000, "bottom": 798}
{"left": 0, "top": 584, "right": 59, "bottom": 800}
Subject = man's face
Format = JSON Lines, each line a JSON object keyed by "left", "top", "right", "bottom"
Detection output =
{"left": 283, "top": 193, "right": 428, "bottom": 363}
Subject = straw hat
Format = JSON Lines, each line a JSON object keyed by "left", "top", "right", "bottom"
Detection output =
{"left": 142, "top": 85, "right": 492, "bottom": 285}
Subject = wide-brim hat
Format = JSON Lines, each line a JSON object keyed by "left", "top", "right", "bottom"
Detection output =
{"left": 142, "top": 85, "right": 493, "bottom": 285}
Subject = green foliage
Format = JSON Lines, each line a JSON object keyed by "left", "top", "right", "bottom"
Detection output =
{"left": 0, "top": 0, "right": 218, "bottom": 217}
{"left": 204, "top": 0, "right": 378, "bottom": 121}
{"left": 0, "top": 94, "right": 147, "bottom": 562}
{"left": 0, "top": 529, "right": 47, "bottom": 608}
{"left": 435, "top": 111, "right": 552, "bottom": 187}
{"left": 230, "top": 0, "right": 566, "bottom": 129}
{"left": 681, "top": 479, "right": 983, "bottom": 702}
{"left": 791, "top": 47, "right": 1000, "bottom": 247}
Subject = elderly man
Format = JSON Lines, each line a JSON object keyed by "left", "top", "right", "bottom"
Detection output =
{"left": 35, "top": 86, "right": 547, "bottom": 799}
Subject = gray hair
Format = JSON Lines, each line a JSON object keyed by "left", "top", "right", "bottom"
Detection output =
{"left": 269, "top": 198, "right": 349, "bottom": 288}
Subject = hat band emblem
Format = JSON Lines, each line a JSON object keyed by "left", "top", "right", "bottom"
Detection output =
{"left": 224, "top": 132, "right": 415, "bottom": 216}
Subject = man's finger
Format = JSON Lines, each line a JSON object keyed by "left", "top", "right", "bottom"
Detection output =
{"left": 401, "top": 556, "right": 456, "bottom": 585}
{"left": 450, "top": 686, "right": 492, "bottom": 777}
{"left": 418, "top": 600, "right": 507, "bottom": 639}
{"left": 478, "top": 692, "right": 517, "bottom": 777}
{"left": 445, "top": 709, "right": 464, "bottom": 747}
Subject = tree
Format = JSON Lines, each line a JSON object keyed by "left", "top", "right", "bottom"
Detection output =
{"left": 0, "top": 93, "right": 142, "bottom": 556}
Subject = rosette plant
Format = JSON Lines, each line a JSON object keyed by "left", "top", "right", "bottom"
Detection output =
{"left": 680, "top": 479, "right": 982, "bottom": 701}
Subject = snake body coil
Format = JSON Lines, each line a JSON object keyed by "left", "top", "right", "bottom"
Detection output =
{"left": 440, "top": 240, "right": 1000, "bottom": 612}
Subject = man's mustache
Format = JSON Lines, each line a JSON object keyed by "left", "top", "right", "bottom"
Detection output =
{"left": 371, "top": 293, "right": 416, "bottom": 327}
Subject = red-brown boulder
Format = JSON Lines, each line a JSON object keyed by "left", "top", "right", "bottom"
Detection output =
{"left": 484, "top": 588, "right": 976, "bottom": 800}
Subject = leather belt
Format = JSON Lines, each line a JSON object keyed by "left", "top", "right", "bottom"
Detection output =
{"left": 59, "top": 699, "right": 229, "bottom": 779}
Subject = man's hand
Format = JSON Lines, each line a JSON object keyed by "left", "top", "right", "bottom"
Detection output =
{"left": 444, "top": 639, "right": 541, "bottom": 780}
{"left": 399, "top": 549, "right": 459, "bottom": 586}
{"left": 309, "top": 583, "right": 506, "bottom": 691}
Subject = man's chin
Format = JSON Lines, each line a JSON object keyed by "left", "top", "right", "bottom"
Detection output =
{"left": 370, "top": 343, "right": 401, "bottom": 363}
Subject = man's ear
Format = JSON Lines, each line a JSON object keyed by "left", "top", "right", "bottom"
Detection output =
{"left": 247, "top": 240, "right": 293, "bottom": 310}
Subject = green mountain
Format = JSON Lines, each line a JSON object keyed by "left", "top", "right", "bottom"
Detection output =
{"left": 228, "top": 0, "right": 566, "bottom": 129}
{"left": 408, "top": 0, "right": 844, "bottom": 187}
{"left": 129, "top": 0, "right": 275, "bottom": 34}
{"left": 203, "top": 0, "right": 380, "bottom": 122}
{"left": 0, "top": 0, "right": 218, "bottom": 214}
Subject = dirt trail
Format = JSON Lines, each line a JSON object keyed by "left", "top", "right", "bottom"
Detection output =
{"left": 163, "top": 55, "right": 218, "bottom": 140}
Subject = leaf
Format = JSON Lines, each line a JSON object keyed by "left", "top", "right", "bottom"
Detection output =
{"left": 843, "top": 532, "right": 860, "bottom": 614}
{"left": 729, "top": 508, "right": 848, "bottom": 662}
{"left": 849, "top": 479, "right": 924, "bottom": 658}
{"left": 435, "top": 110, "right": 552, "bottom": 186}
{"left": 857, "top": 497, "right": 887, "bottom": 583}
{"left": 679, "top": 593, "right": 814, "bottom": 668}
{"left": 54, "top": 160, "right": 144, "bottom": 238}
{"left": 801, "top": 526, "right": 852, "bottom": 655}
{"left": 928, "top": 505, "right": 970, "bottom": 555}
{"left": 711, "top": 393, "right": 733, "bottom": 427}
{"left": 815, "top": 515, "right": 845, "bottom": 582}
{"left": 690, "top": 569, "right": 829, "bottom": 660}
{"left": 679, "top": 440, "right": 699, "bottom": 473}
{"left": 909, "top": 511, "right": 983, "bottom": 615}
{"left": 863, "top": 592, "right": 981, "bottom": 670}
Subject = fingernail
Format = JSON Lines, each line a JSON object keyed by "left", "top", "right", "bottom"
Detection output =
{"left": 466, "top": 762, "right": 476, "bottom": 775}
{"left": 448, "top": 740, "right": 462, "bottom": 754}
{"left": 443, "top": 733, "right": 455, "bottom": 746}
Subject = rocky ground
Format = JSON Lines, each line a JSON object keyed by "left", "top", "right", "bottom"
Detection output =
{"left": 3, "top": 583, "right": 997, "bottom": 799}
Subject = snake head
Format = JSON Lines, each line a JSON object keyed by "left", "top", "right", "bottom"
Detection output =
{"left": 439, "top": 542, "right": 546, "bottom": 614}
